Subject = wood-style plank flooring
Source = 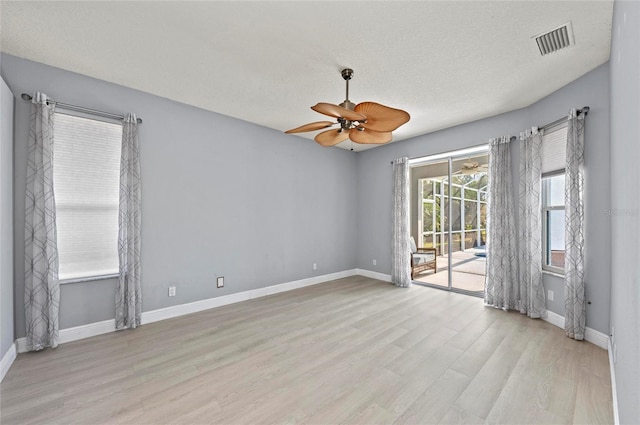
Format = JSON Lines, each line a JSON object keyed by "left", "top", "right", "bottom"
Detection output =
{"left": 0, "top": 276, "right": 613, "bottom": 424}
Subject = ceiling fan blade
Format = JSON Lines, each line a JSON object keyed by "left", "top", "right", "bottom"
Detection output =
{"left": 285, "top": 121, "right": 335, "bottom": 134}
{"left": 349, "top": 128, "right": 392, "bottom": 145}
{"left": 315, "top": 128, "right": 350, "bottom": 147}
{"left": 354, "top": 102, "right": 410, "bottom": 132}
{"left": 311, "top": 103, "right": 366, "bottom": 122}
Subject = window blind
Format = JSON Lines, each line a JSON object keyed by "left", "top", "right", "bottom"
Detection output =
{"left": 53, "top": 113, "right": 122, "bottom": 281}
{"left": 541, "top": 124, "right": 568, "bottom": 174}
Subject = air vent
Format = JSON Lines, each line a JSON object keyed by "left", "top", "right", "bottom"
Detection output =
{"left": 534, "top": 22, "right": 574, "bottom": 56}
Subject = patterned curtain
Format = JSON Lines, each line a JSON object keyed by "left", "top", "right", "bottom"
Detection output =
{"left": 485, "top": 136, "right": 518, "bottom": 309}
{"left": 392, "top": 157, "right": 411, "bottom": 288}
{"left": 518, "top": 128, "right": 546, "bottom": 318}
{"left": 564, "top": 109, "right": 586, "bottom": 340}
{"left": 24, "top": 92, "right": 60, "bottom": 351}
{"left": 116, "top": 113, "right": 142, "bottom": 330}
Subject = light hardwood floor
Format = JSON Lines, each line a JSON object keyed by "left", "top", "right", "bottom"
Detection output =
{"left": 1, "top": 276, "right": 613, "bottom": 424}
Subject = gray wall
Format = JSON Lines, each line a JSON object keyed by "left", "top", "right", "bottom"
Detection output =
{"left": 1, "top": 72, "right": 15, "bottom": 358}
{"left": 1, "top": 53, "right": 358, "bottom": 338}
{"left": 528, "top": 64, "right": 611, "bottom": 333}
{"left": 609, "top": 0, "right": 640, "bottom": 423}
{"left": 0, "top": 51, "right": 618, "bottom": 358}
{"left": 356, "top": 64, "right": 611, "bottom": 334}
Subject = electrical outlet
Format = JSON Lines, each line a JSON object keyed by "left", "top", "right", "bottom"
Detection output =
{"left": 168, "top": 286, "right": 176, "bottom": 297}
{"left": 547, "top": 290, "right": 554, "bottom": 301}
{"left": 217, "top": 277, "right": 224, "bottom": 288}
{"left": 312, "top": 263, "right": 317, "bottom": 271}
{"left": 372, "top": 259, "right": 377, "bottom": 266}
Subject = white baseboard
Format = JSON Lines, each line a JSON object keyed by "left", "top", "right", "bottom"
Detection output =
{"left": 142, "top": 269, "right": 357, "bottom": 325}
{"left": 544, "top": 310, "right": 566, "bottom": 329}
{"left": 16, "top": 269, "right": 358, "bottom": 352}
{"left": 0, "top": 342, "right": 17, "bottom": 382}
{"left": 355, "top": 268, "right": 392, "bottom": 283}
{"left": 543, "top": 310, "right": 609, "bottom": 350}
{"left": 16, "top": 319, "right": 116, "bottom": 353}
{"left": 608, "top": 337, "right": 620, "bottom": 425}
{"left": 585, "top": 327, "right": 609, "bottom": 350}
{"left": 13, "top": 271, "right": 613, "bottom": 355}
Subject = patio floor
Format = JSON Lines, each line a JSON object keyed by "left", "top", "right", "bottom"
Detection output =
{"left": 413, "top": 249, "right": 486, "bottom": 293}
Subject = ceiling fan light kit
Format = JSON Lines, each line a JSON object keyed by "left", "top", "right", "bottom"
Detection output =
{"left": 285, "top": 68, "right": 410, "bottom": 147}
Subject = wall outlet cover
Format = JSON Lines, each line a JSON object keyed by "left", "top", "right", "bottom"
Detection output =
{"left": 168, "top": 286, "right": 176, "bottom": 297}
{"left": 372, "top": 259, "right": 377, "bottom": 266}
{"left": 312, "top": 263, "right": 317, "bottom": 271}
{"left": 547, "top": 290, "right": 554, "bottom": 301}
{"left": 217, "top": 277, "right": 224, "bottom": 288}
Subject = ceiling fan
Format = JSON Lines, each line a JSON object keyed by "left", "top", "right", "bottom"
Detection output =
{"left": 456, "top": 162, "right": 488, "bottom": 175}
{"left": 285, "top": 68, "right": 410, "bottom": 147}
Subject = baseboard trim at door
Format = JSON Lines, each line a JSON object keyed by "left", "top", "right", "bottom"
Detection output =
{"left": 0, "top": 342, "right": 17, "bottom": 382}
{"left": 355, "top": 269, "right": 392, "bottom": 283}
{"left": 608, "top": 337, "right": 620, "bottom": 424}
{"left": 15, "top": 269, "right": 358, "bottom": 352}
{"left": 141, "top": 269, "right": 357, "bottom": 325}
{"left": 543, "top": 311, "right": 609, "bottom": 349}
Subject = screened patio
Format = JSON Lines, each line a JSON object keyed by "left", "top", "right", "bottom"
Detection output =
{"left": 412, "top": 171, "right": 488, "bottom": 294}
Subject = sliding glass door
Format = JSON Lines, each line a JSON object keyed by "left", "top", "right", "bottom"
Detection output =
{"left": 410, "top": 149, "right": 488, "bottom": 296}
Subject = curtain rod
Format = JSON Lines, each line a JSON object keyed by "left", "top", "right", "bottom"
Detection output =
{"left": 21, "top": 93, "right": 143, "bottom": 124}
{"left": 390, "top": 141, "right": 507, "bottom": 165}
{"left": 390, "top": 106, "right": 590, "bottom": 165}
{"left": 539, "top": 106, "right": 589, "bottom": 130}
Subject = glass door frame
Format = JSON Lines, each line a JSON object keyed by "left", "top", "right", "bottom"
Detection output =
{"left": 409, "top": 145, "right": 489, "bottom": 297}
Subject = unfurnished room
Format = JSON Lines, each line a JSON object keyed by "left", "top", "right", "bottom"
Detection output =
{"left": 0, "top": 1, "right": 639, "bottom": 424}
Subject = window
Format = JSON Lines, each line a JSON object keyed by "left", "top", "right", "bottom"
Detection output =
{"left": 53, "top": 112, "right": 122, "bottom": 281}
{"left": 541, "top": 123, "right": 568, "bottom": 274}
{"left": 542, "top": 174, "right": 565, "bottom": 273}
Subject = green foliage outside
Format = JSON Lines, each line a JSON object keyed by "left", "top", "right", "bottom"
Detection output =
{"left": 420, "top": 174, "right": 488, "bottom": 252}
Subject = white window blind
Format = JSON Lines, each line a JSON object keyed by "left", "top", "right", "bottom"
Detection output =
{"left": 53, "top": 113, "right": 122, "bottom": 281}
{"left": 541, "top": 124, "right": 568, "bottom": 174}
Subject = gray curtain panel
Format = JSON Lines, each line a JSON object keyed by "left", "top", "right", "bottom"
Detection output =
{"left": 116, "top": 113, "right": 142, "bottom": 330}
{"left": 564, "top": 109, "right": 586, "bottom": 340}
{"left": 485, "top": 136, "right": 518, "bottom": 310}
{"left": 392, "top": 157, "right": 411, "bottom": 288}
{"left": 518, "top": 128, "right": 546, "bottom": 318}
{"left": 24, "top": 92, "right": 60, "bottom": 351}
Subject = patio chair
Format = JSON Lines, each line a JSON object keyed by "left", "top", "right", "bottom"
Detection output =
{"left": 409, "top": 237, "right": 437, "bottom": 279}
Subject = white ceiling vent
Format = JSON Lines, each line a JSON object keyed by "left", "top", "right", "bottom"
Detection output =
{"left": 534, "top": 22, "right": 575, "bottom": 56}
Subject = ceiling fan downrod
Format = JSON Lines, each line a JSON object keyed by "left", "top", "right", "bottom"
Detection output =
{"left": 340, "top": 68, "right": 356, "bottom": 111}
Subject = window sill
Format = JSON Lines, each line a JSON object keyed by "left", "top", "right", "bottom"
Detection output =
{"left": 542, "top": 270, "right": 565, "bottom": 279}
{"left": 59, "top": 273, "right": 119, "bottom": 285}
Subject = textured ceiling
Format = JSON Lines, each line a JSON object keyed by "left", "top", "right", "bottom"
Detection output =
{"left": 0, "top": 1, "right": 613, "bottom": 151}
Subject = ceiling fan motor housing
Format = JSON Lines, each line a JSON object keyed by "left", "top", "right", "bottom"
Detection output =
{"left": 339, "top": 100, "right": 356, "bottom": 111}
